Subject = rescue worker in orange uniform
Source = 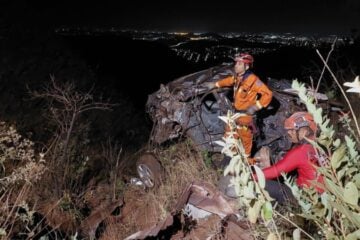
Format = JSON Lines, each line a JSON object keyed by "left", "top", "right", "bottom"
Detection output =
{"left": 207, "top": 53, "right": 273, "bottom": 163}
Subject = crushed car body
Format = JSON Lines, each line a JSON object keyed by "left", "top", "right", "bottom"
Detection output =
{"left": 146, "top": 63, "right": 332, "bottom": 159}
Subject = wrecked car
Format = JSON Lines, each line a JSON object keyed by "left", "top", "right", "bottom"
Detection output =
{"left": 136, "top": 63, "right": 334, "bottom": 188}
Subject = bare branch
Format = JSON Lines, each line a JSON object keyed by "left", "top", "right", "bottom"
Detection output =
{"left": 315, "top": 37, "right": 337, "bottom": 93}
{"left": 29, "top": 76, "right": 118, "bottom": 189}
{"left": 316, "top": 49, "right": 360, "bottom": 139}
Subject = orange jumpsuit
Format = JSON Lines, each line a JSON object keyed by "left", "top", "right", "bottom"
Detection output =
{"left": 216, "top": 71, "right": 272, "bottom": 158}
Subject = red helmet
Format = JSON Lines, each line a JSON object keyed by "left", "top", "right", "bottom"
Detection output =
{"left": 284, "top": 112, "right": 317, "bottom": 134}
{"left": 235, "top": 53, "right": 254, "bottom": 65}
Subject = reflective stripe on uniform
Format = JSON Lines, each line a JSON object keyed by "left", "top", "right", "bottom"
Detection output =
{"left": 236, "top": 125, "right": 248, "bottom": 130}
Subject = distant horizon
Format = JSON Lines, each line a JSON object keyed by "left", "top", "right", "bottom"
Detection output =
{"left": 54, "top": 26, "right": 356, "bottom": 37}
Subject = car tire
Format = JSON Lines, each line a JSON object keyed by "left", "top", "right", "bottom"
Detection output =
{"left": 136, "top": 153, "right": 162, "bottom": 188}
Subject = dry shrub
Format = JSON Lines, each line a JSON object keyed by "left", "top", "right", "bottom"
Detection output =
{"left": 37, "top": 196, "right": 80, "bottom": 235}
{"left": 0, "top": 121, "right": 46, "bottom": 188}
{"left": 154, "top": 140, "right": 219, "bottom": 211}
{"left": 2, "top": 161, "right": 46, "bottom": 189}
{"left": 0, "top": 185, "right": 33, "bottom": 237}
{"left": 0, "top": 121, "right": 47, "bottom": 238}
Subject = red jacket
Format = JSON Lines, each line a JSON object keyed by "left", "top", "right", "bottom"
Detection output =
{"left": 260, "top": 144, "right": 323, "bottom": 190}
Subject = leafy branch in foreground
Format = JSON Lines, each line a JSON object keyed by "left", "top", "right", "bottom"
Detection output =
{"left": 216, "top": 112, "right": 276, "bottom": 237}
{"left": 286, "top": 80, "right": 360, "bottom": 239}
{"left": 343, "top": 76, "right": 360, "bottom": 94}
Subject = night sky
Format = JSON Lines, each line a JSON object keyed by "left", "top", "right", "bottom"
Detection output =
{"left": 2, "top": 0, "right": 360, "bottom": 34}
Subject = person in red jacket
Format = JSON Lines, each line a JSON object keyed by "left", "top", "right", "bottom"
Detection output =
{"left": 255, "top": 111, "right": 323, "bottom": 204}
{"left": 206, "top": 53, "right": 273, "bottom": 163}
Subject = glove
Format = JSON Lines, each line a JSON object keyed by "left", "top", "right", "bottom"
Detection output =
{"left": 203, "top": 82, "right": 216, "bottom": 90}
{"left": 246, "top": 105, "right": 259, "bottom": 115}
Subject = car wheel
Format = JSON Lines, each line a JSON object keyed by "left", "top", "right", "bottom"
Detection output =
{"left": 136, "top": 153, "right": 162, "bottom": 188}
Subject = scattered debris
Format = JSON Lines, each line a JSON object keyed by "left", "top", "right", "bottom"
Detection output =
{"left": 124, "top": 181, "right": 252, "bottom": 240}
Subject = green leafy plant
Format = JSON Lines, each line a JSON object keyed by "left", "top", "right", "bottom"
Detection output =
{"left": 285, "top": 80, "right": 360, "bottom": 239}
{"left": 215, "top": 112, "right": 276, "bottom": 236}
